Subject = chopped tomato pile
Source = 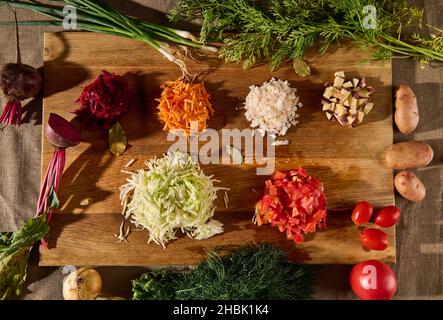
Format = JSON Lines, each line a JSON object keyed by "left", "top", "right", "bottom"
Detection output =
{"left": 157, "top": 79, "right": 214, "bottom": 136}
{"left": 255, "top": 167, "right": 327, "bottom": 244}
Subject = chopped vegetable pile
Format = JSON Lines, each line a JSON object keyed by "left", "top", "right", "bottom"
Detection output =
{"left": 322, "top": 71, "right": 375, "bottom": 127}
{"left": 157, "top": 79, "right": 214, "bottom": 136}
{"left": 120, "top": 152, "right": 225, "bottom": 247}
{"left": 244, "top": 78, "right": 302, "bottom": 144}
{"left": 132, "top": 244, "right": 314, "bottom": 300}
{"left": 75, "top": 70, "right": 133, "bottom": 129}
{"left": 255, "top": 168, "right": 327, "bottom": 244}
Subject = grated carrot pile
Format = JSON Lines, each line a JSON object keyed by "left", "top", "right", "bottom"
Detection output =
{"left": 157, "top": 79, "right": 214, "bottom": 136}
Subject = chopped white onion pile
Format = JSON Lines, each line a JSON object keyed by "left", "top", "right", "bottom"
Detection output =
{"left": 244, "top": 78, "right": 302, "bottom": 139}
{"left": 119, "top": 152, "right": 225, "bottom": 248}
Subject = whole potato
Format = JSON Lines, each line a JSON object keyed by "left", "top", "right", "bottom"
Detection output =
{"left": 385, "top": 141, "right": 433, "bottom": 169}
{"left": 395, "top": 84, "right": 419, "bottom": 134}
{"left": 394, "top": 170, "right": 426, "bottom": 202}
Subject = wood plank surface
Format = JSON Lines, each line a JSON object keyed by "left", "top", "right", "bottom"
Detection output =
{"left": 39, "top": 32, "right": 395, "bottom": 266}
{"left": 0, "top": 0, "right": 438, "bottom": 300}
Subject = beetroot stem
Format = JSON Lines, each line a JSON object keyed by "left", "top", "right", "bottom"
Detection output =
{"left": 0, "top": 100, "right": 22, "bottom": 127}
{"left": 35, "top": 147, "right": 66, "bottom": 224}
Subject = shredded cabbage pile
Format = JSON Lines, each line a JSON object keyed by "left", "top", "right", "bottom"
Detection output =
{"left": 120, "top": 152, "right": 225, "bottom": 248}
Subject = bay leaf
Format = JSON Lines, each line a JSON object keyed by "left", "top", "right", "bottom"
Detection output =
{"left": 108, "top": 121, "right": 127, "bottom": 157}
{"left": 293, "top": 59, "right": 311, "bottom": 77}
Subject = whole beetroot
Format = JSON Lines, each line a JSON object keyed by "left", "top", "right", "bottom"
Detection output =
{"left": 0, "top": 63, "right": 42, "bottom": 127}
{"left": 0, "top": 63, "right": 42, "bottom": 100}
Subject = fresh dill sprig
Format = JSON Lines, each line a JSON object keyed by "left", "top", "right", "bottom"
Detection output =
{"left": 169, "top": 0, "right": 443, "bottom": 71}
{"left": 132, "top": 244, "right": 315, "bottom": 300}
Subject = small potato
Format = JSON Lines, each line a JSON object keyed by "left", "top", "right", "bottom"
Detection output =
{"left": 385, "top": 141, "right": 433, "bottom": 169}
{"left": 395, "top": 84, "right": 419, "bottom": 134}
{"left": 394, "top": 170, "right": 426, "bottom": 202}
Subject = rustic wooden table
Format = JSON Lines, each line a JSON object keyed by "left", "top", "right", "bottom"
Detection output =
{"left": 0, "top": 0, "right": 441, "bottom": 299}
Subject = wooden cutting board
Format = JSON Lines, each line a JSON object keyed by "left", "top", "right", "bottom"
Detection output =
{"left": 40, "top": 32, "right": 395, "bottom": 266}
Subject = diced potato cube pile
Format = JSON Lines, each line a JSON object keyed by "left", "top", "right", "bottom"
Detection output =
{"left": 321, "top": 71, "right": 375, "bottom": 127}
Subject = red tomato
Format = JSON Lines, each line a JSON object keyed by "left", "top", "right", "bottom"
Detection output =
{"left": 375, "top": 206, "right": 401, "bottom": 228}
{"left": 360, "top": 228, "right": 388, "bottom": 251}
{"left": 350, "top": 260, "right": 397, "bottom": 300}
{"left": 351, "top": 201, "right": 373, "bottom": 225}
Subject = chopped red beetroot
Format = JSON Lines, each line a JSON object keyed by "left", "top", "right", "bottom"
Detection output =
{"left": 255, "top": 167, "right": 327, "bottom": 244}
{"left": 75, "top": 70, "right": 133, "bottom": 129}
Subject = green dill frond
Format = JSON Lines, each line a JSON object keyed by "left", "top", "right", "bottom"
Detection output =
{"left": 170, "top": 0, "right": 443, "bottom": 70}
{"left": 132, "top": 244, "right": 316, "bottom": 300}
{"left": 270, "top": 31, "right": 317, "bottom": 70}
{"left": 413, "top": 33, "right": 443, "bottom": 52}
{"left": 369, "top": 47, "right": 393, "bottom": 63}
{"left": 220, "top": 32, "right": 273, "bottom": 69}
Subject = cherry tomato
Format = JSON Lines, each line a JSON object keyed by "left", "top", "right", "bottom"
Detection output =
{"left": 360, "top": 228, "right": 388, "bottom": 251}
{"left": 349, "top": 260, "right": 397, "bottom": 300}
{"left": 351, "top": 201, "right": 373, "bottom": 225}
{"left": 375, "top": 205, "right": 401, "bottom": 228}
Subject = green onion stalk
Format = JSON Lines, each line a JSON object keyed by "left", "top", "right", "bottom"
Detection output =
{"left": 0, "top": 0, "right": 218, "bottom": 77}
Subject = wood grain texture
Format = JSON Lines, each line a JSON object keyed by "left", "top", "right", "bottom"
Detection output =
{"left": 39, "top": 32, "right": 395, "bottom": 266}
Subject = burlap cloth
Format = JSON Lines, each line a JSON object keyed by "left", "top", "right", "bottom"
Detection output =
{"left": 0, "top": 0, "right": 441, "bottom": 300}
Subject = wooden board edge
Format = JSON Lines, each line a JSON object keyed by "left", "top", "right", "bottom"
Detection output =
{"left": 39, "top": 33, "right": 397, "bottom": 267}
